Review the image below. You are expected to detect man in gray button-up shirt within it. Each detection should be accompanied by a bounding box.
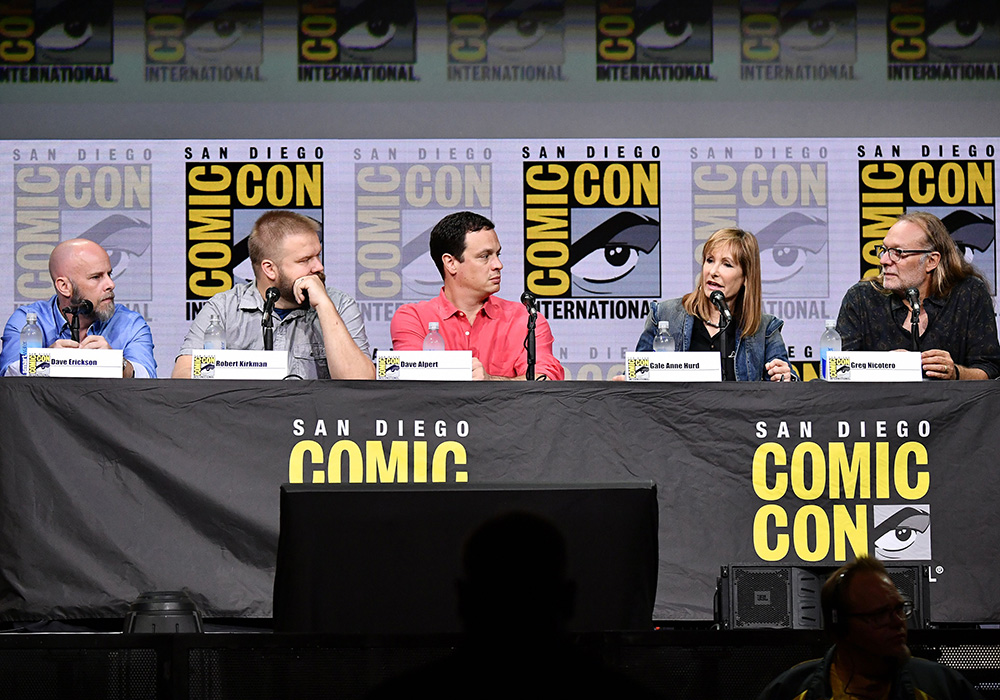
[172,211,375,380]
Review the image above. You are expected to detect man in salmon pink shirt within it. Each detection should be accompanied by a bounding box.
[390,212,564,381]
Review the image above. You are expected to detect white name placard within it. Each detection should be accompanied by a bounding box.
[26,348,123,378]
[625,352,722,382]
[825,351,923,382]
[191,350,289,379]
[376,351,473,380]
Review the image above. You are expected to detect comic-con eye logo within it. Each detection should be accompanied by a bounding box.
[828,355,851,379]
[596,1,712,64]
[873,505,931,561]
[448,0,564,65]
[523,161,661,299]
[1,0,113,65]
[146,0,263,66]
[857,160,995,287]
[692,161,830,298]
[888,0,1000,64]
[300,0,415,64]
[741,0,857,64]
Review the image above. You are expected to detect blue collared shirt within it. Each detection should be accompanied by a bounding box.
[1,295,157,378]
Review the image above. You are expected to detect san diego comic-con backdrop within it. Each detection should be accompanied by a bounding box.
[0,3,998,622]
[1,137,996,380]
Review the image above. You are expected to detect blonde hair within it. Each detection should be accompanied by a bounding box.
[248,211,321,274]
[682,228,763,337]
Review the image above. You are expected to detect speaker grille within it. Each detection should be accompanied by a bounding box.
[733,568,791,628]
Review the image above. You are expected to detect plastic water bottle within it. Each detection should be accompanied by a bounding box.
[652,320,675,352]
[820,319,842,380]
[423,321,445,351]
[203,313,226,350]
[19,312,43,374]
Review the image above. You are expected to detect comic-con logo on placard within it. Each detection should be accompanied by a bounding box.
[298,0,418,83]
[144,0,263,83]
[522,152,660,322]
[691,152,831,324]
[828,355,851,380]
[12,153,154,315]
[887,1,1000,81]
[353,147,492,319]
[595,1,715,82]
[447,0,565,82]
[184,145,324,319]
[740,0,857,81]
[0,0,114,83]
[858,155,995,288]
[750,420,934,563]
[626,356,650,380]
[376,354,401,379]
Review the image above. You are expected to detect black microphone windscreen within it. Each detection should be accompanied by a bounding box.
[78,300,94,314]
[265,287,280,303]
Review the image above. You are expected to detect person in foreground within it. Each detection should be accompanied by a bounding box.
[366,511,661,699]
[635,227,795,381]
[758,555,981,700]
[837,211,1000,380]
[172,210,374,379]
[0,238,156,378]
[390,211,564,380]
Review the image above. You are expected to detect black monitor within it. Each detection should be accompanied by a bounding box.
[273,482,658,634]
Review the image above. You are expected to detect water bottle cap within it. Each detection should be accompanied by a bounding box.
[658,321,669,331]
[825,319,836,328]
[25,313,37,322]
[428,321,439,331]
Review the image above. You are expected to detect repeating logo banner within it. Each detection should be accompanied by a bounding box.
[352,147,494,335]
[740,0,857,81]
[184,147,324,319]
[887,1,1000,81]
[447,0,565,81]
[690,153,831,309]
[298,0,418,82]
[595,0,715,82]
[858,155,996,288]
[144,0,264,83]
[523,157,661,312]
[0,0,114,83]
[11,151,154,316]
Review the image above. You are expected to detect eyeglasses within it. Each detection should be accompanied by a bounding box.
[875,245,935,262]
[849,600,914,626]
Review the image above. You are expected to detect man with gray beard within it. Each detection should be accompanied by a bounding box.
[1,238,156,377]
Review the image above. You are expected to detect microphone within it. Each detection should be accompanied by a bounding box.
[906,287,921,315]
[265,286,280,308]
[62,300,94,316]
[262,287,279,351]
[709,290,732,327]
[520,291,536,313]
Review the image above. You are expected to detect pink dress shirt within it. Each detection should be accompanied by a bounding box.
[390,290,565,380]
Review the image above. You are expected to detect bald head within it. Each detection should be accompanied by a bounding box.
[49,239,117,322]
[49,239,110,281]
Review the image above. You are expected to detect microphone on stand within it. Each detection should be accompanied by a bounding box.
[906,287,921,352]
[709,291,732,328]
[521,292,537,381]
[62,300,94,343]
[262,287,280,351]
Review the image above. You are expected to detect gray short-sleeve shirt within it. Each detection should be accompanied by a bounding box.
[178,281,371,379]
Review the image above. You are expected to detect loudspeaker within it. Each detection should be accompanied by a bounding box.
[885,564,931,630]
[718,565,822,630]
[719,563,932,631]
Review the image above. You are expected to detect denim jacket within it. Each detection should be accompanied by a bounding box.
[635,298,796,381]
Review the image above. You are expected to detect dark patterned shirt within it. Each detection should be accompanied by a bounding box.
[836,277,1000,379]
